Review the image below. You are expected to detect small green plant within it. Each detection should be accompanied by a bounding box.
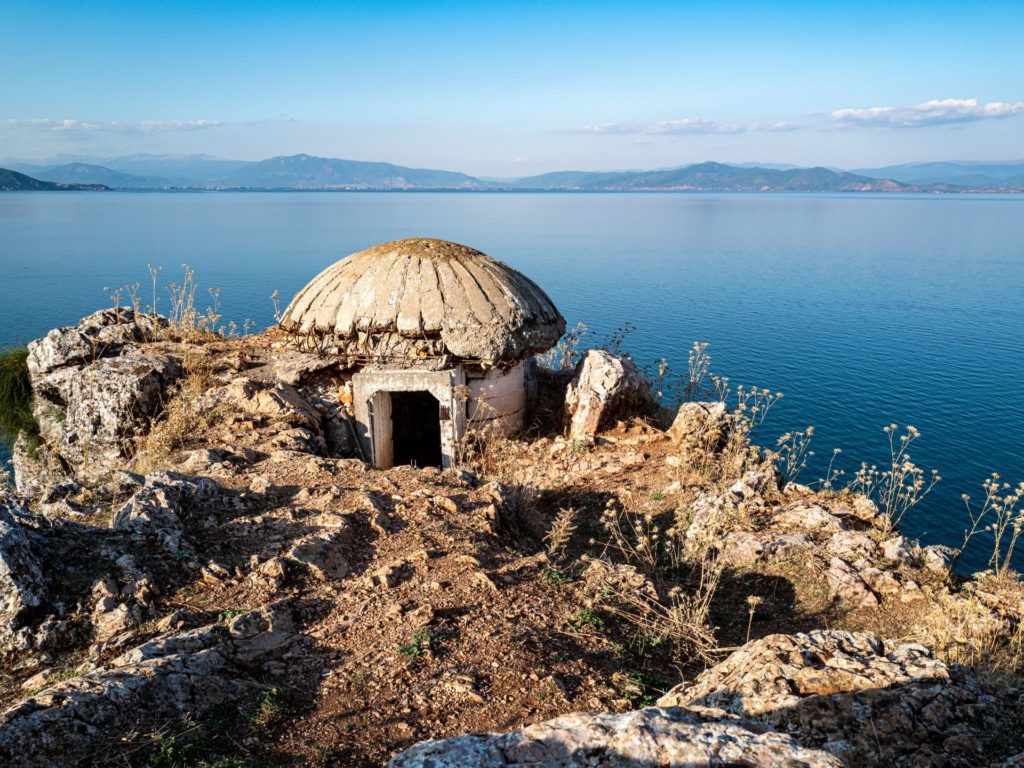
[145,736,202,768]
[396,628,443,660]
[217,609,244,623]
[251,686,288,727]
[650,491,666,501]
[541,568,570,586]
[0,346,40,452]
[570,607,605,633]
[613,670,669,707]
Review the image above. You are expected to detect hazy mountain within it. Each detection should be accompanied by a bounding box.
[8,162,169,188]
[0,168,108,191]
[5,154,1016,192]
[204,154,483,189]
[502,162,951,192]
[98,153,252,184]
[728,161,809,171]
[853,161,1024,189]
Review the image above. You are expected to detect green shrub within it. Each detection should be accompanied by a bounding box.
[0,346,40,450]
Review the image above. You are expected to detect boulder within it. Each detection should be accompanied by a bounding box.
[46,354,182,480]
[659,630,996,767]
[388,707,841,768]
[0,493,46,659]
[21,310,181,486]
[563,350,653,443]
[668,401,730,449]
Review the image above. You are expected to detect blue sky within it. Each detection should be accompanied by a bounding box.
[3,0,1024,174]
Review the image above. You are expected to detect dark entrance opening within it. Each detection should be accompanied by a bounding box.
[390,391,442,468]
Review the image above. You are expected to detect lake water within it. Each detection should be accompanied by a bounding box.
[2,191,1022,571]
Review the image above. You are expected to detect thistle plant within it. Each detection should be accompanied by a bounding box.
[745,595,763,644]
[544,507,578,561]
[775,426,814,483]
[954,474,1024,577]
[683,342,711,402]
[847,424,940,534]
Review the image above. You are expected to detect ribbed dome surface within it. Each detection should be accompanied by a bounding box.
[280,238,565,362]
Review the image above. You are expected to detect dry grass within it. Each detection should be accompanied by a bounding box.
[916,576,1024,685]
[132,352,220,474]
[598,556,722,663]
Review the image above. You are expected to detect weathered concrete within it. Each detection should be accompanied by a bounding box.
[280,239,566,363]
[353,367,466,469]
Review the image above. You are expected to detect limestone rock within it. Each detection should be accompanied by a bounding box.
[112,472,219,556]
[22,310,180,484]
[668,401,729,449]
[388,707,841,767]
[0,493,46,659]
[26,308,166,377]
[286,531,351,580]
[199,377,322,433]
[564,350,653,443]
[719,531,766,567]
[0,604,298,767]
[879,535,921,565]
[35,353,182,482]
[827,530,878,561]
[768,533,814,559]
[681,491,736,551]
[825,557,879,608]
[659,630,997,767]
[776,502,845,532]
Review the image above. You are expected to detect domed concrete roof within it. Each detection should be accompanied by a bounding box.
[280,238,565,362]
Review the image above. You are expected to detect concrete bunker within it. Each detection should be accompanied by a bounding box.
[278,238,565,468]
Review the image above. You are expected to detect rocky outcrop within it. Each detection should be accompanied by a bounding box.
[0,604,300,768]
[112,472,219,557]
[658,630,1001,767]
[388,706,841,767]
[18,308,181,489]
[564,350,653,443]
[25,308,165,375]
[0,493,46,660]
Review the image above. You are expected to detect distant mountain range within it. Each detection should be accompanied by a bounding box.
[3,155,1023,192]
[851,161,1024,189]
[0,168,108,191]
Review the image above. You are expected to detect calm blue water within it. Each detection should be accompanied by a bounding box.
[2,191,1023,571]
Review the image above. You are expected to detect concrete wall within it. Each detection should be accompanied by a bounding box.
[466,362,526,433]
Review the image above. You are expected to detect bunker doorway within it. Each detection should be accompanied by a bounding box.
[390,391,443,468]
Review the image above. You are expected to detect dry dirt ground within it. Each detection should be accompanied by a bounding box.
[5,336,1022,767]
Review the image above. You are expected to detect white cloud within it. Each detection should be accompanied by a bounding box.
[829,98,1024,128]
[575,118,798,136]
[1,118,225,135]
[576,117,739,135]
